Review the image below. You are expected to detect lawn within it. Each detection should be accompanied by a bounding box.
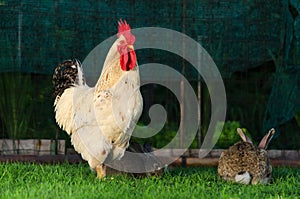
[0,162,299,199]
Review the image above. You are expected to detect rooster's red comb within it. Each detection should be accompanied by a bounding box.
[117,19,131,37]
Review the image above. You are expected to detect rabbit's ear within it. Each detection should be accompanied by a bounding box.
[237,128,253,144]
[258,128,275,149]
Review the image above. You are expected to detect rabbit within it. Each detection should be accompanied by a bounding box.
[217,128,275,185]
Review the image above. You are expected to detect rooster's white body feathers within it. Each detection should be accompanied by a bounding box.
[53,32,143,172]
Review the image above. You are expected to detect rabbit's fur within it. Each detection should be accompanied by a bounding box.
[218,128,275,185]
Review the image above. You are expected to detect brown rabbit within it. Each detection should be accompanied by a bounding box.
[218,128,275,185]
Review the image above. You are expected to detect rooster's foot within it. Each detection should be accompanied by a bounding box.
[96,164,106,179]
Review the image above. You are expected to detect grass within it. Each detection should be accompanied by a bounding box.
[0,163,299,199]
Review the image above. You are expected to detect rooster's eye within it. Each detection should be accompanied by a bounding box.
[119,40,126,45]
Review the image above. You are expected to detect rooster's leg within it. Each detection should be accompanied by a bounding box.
[96,164,106,179]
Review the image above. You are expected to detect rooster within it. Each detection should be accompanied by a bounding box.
[52,20,143,178]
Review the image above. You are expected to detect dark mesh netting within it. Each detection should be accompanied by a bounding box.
[0,0,299,148]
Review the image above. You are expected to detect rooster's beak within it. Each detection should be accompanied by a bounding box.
[127,45,134,50]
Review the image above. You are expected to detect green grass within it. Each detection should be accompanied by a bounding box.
[0,163,299,199]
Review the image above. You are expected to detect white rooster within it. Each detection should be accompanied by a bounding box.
[52,20,143,178]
